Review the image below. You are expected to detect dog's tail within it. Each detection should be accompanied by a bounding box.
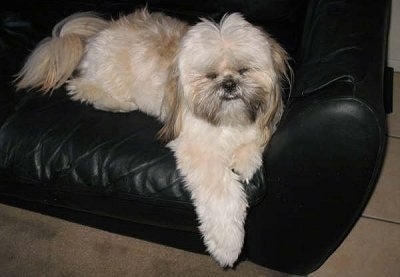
[14,12,109,93]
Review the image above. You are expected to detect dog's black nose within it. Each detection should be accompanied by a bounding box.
[221,79,237,93]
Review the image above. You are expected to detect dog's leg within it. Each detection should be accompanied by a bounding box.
[67,79,138,112]
[169,139,248,267]
[92,97,138,113]
[195,172,248,268]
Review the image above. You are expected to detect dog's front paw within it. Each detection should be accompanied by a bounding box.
[230,143,263,184]
[192,174,248,268]
[231,168,250,185]
[201,210,246,268]
[207,230,244,268]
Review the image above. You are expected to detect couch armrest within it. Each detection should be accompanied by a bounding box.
[293,0,392,115]
[246,81,388,274]
[245,0,391,274]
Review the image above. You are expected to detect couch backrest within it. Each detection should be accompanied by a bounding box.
[1,0,309,87]
[4,0,309,39]
[123,0,308,23]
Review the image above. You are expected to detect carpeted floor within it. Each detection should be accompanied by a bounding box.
[0,203,289,277]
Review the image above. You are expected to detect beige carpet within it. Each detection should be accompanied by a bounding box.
[0,203,288,277]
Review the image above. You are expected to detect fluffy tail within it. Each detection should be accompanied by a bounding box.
[14,12,109,93]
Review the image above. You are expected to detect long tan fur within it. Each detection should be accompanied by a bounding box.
[256,36,292,146]
[14,12,109,93]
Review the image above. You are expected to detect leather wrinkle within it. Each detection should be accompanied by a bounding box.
[294,0,372,98]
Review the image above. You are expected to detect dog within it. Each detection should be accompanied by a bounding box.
[14,8,291,267]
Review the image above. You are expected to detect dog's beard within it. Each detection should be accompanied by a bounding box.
[189,80,268,127]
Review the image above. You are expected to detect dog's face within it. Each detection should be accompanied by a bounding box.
[159,13,290,142]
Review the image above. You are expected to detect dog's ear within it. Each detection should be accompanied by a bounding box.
[256,82,284,146]
[268,37,292,86]
[157,62,183,142]
[256,37,290,146]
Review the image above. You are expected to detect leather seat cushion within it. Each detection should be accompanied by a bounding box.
[0,89,267,213]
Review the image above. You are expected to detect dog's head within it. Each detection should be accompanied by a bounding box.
[158,13,291,143]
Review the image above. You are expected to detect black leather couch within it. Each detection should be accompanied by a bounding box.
[0,0,393,275]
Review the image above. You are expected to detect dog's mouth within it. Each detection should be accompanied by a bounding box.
[221,93,240,101]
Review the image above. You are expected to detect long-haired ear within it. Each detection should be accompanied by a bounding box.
[268,37,292,89]
[157,61,183,142]
[257,37,290,146]
[257,84,284,146]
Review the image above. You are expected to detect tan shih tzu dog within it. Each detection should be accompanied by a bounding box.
[15,8,290,267]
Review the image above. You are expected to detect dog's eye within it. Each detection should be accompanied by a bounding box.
[238,68,248,75]
[206,72,218,80]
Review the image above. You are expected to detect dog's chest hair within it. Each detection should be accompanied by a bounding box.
[175,113,260,157]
